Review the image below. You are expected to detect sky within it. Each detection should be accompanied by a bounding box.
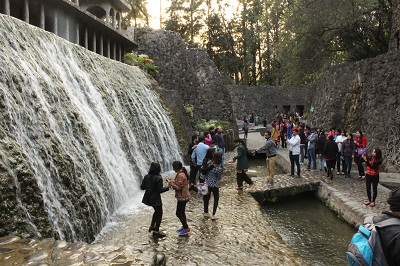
[146,0,237,29]
[147,0,169,29]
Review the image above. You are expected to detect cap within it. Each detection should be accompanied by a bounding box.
[387,188,400,212]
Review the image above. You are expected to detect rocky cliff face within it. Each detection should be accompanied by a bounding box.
[0,15,182,242]
[133,28,238,152]
[308,51,400,172]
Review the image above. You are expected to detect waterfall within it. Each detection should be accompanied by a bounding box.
[0,15,182,242]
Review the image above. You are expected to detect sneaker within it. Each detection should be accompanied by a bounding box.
[203,213,211,218]
[336,171,340,175]
[178,228,190,236]
[295,175,301,178]
[363,201,371,205]
[369,202,375,207]
[211,215,219,220]
[237,186,244,190]
[148,226,154,233]
[176,227,184,232]
[360,176,365,180]
[153,231,166,238]
[267,181,273,186]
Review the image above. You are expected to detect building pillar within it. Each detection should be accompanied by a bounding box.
[23,0,29,23]
[54,10,58,35]
[75,0,79,5]
[113,41,116,60]
[84,28,88,49]
[100,34,103,55]
[92,31,96,53]
[39,1,45,29]
[106,10,110,27]
[4,0,10,15]
[107,38,110,58]
[112,14,116,30]
[75,21,80,44]
[66,17,70,41]
[118,43,122,61]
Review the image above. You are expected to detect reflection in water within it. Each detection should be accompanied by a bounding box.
[261,193,355,266]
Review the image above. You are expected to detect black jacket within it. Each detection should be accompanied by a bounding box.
[140,174,169,207]
[374,212,400,266]
[323,139,338,159]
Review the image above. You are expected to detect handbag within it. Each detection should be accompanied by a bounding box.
[356,148,368,157]
[197,182,209,195]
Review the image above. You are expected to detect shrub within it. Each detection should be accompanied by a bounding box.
[124,52,159,75]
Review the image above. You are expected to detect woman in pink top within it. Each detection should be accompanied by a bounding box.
[204,132,212,146]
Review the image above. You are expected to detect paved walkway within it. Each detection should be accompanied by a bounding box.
[241,130,397,228]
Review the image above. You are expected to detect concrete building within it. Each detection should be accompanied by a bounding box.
[0,0,136,61]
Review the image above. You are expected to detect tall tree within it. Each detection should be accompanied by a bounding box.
[123,0,150,27]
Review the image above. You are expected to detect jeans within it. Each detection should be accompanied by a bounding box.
[343,156,352,175]
[289,151,300,176]
[203,186,219,215]
[319,154,325,170]
[220,147,226,168]
[366,174,379,202]
[336,152,343,172]
[300,144,305,163]
[189,163,199,185]
[176,200,189,229]
[151,205,163,231]
[307,148,316,170]
[354,156,365,176]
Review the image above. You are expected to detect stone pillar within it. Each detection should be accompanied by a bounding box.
[112,14,116,30]
[65,17,70,41]
[118,15,122,32]
[92,31,96,53]
[4,0,10,15]
[106,10,110,27]
[39,1,45,29]
[23,0,29,23]
[107,38,110,58]
[113,41,116,60]
[84,28,88,49]
[54,10,58,35]
[100,34,103,55]
[75,21,80,45]
[118,43,122,61]
[75,0,79,5]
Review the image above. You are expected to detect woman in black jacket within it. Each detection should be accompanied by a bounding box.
[140,162,170,238]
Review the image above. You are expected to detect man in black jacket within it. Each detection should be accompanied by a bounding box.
[374,188,400,266]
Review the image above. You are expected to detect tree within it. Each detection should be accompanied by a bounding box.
[123,0,150,27]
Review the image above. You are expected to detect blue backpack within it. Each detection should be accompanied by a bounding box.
[346,216,400,266]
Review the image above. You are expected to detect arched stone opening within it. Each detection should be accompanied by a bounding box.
[109,8,115,29]
[86,5,106,20]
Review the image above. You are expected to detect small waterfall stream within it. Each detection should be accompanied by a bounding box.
[0,15,182,242]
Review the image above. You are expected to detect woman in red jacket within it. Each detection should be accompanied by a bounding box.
[362,148,383,207]
[354,130,367,179]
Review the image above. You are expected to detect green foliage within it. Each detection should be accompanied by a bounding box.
[183,103,194,118]
[124,52,159,74]
[122,0,150,27]
[194,119,231,132]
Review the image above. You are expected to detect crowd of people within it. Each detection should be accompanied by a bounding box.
[140,126,227,238]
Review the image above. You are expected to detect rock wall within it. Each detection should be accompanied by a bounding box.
[133,28,238,153]
[228,85,312,122]
[389,0,400,51]
[307,51,400,172]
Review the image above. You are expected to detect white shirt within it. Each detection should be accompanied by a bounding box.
[287,134,301,155]
[335,135,347,151]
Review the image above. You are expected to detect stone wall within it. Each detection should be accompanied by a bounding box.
[228,85,312,122]
[389,0,400,51]
[307,51,400,172]
[133,28,238,153]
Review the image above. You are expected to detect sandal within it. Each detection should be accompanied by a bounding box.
[363,201,371,205]
[369,202,375,207]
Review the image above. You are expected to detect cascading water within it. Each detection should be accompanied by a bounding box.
[0,15,182,242]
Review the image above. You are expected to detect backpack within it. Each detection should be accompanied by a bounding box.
[346,216,400,266]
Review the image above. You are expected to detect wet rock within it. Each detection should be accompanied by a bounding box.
[24,251,48,262]
[0,236,20,245]
[83,251,101,263]
[0,247,14,254]
[155,253,166,266]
